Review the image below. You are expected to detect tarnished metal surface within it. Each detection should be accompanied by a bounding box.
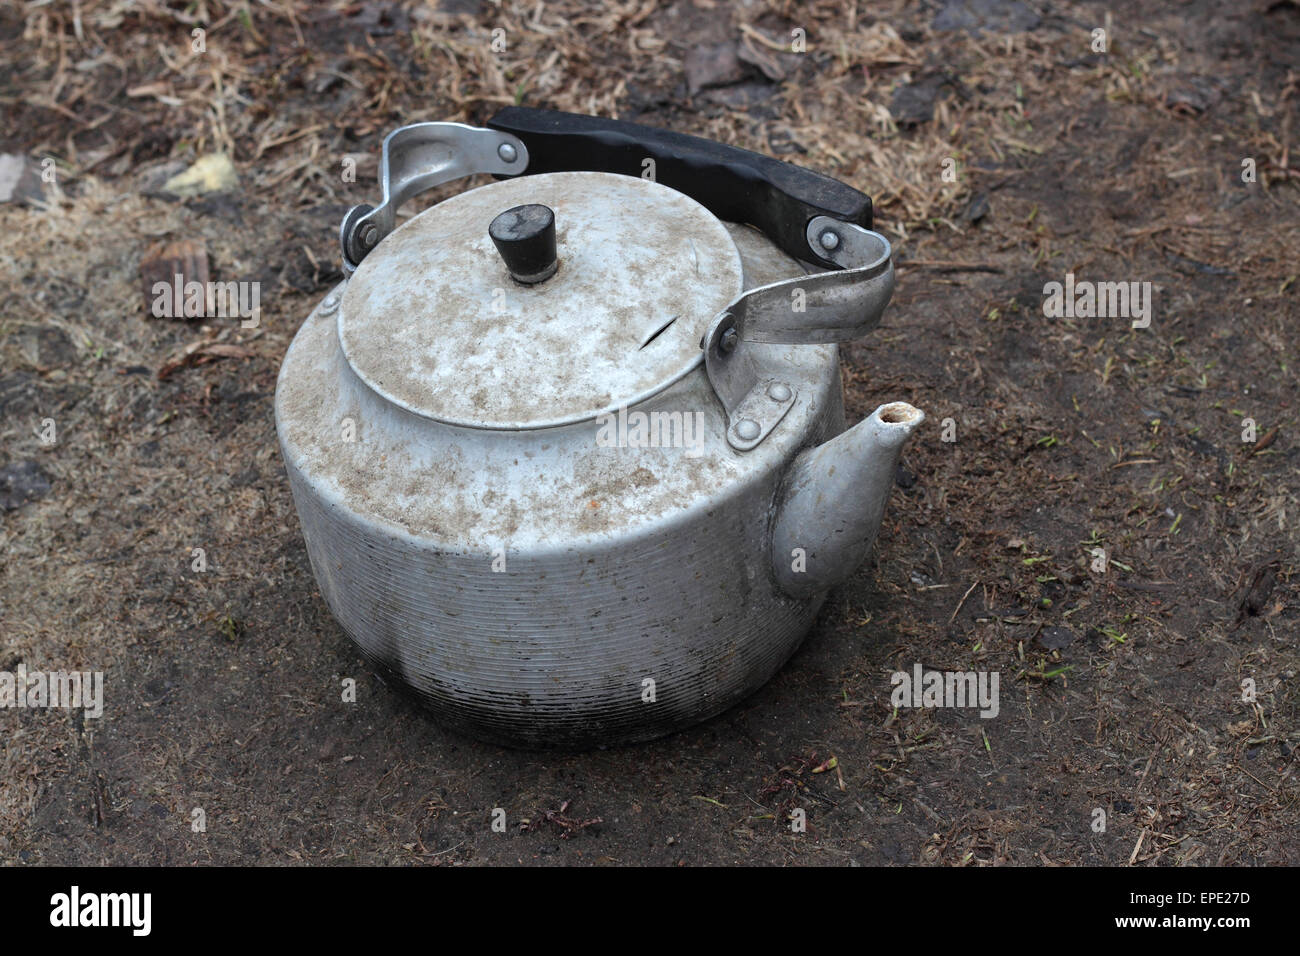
[276,181,922,748]
[280,222,834,550]
[338,172,744,430]
[278,219,851,747]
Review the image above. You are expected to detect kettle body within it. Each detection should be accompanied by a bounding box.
[275,110,922,748]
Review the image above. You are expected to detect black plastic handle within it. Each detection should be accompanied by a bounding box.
[486,107,872,266]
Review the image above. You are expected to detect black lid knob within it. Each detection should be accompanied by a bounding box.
[489,204,558,284]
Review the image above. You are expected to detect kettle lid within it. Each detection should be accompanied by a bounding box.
[337,170,743,429]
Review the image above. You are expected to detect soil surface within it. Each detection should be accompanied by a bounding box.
[2,0,1297,865]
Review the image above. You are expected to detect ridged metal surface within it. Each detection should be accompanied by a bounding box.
[290,464,828,747]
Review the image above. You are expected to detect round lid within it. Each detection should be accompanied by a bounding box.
[338,171,745,429]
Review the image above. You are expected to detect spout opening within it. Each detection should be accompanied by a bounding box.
[876,402,923,426]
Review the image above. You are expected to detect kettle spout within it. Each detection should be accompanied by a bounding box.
[771,402,924,599]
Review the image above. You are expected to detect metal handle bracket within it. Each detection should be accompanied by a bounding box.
[703,219,895,451]
[340,122,529,274]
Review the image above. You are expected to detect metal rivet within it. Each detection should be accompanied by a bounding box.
[498,143,518,163]
[767,382,792,403]
[320,292,340,314]
[735,419,760,441]
[360,224,379,249]
[719,327,739,353]
[819,230,840,251]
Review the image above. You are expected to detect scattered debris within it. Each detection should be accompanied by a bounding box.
[433,0,485,16]
[215,614,245,642]
[757,753,837,828]
[737,27,791,82]
[891,75,949,126]
[520,800,602,839]
[0,460,52,511]
[345,2,412,36]
[161,154,238,198]
[700,82,777,110]
[1163,75,1225,116]
[1164,251,1234,276]
[0,154,45,205]
[157,337,255,380]
[1232,561,1280,629]
[685,28,797,97]
[1037,626,1076,650]
[140,239,210,320]
[138,160,190,197]
[14,325,76,370]
[1247,425,1280,457]
[684,42,747,95]
[961,191,991,223]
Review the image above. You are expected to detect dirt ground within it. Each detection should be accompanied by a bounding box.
[2,0,1297,865]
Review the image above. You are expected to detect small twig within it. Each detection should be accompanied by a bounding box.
[948,580,979,624]
[1129,828,1148,865]
[419,841,464,858]
[1237,766,1277,793]
[1133,744,1161,804]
